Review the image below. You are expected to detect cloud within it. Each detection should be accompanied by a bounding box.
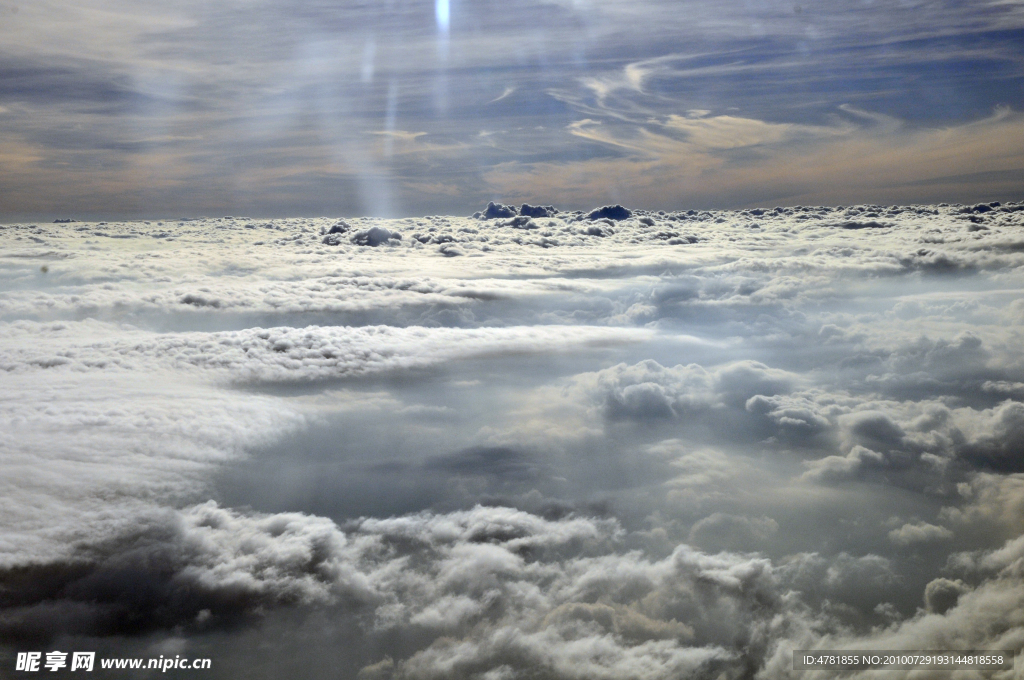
[687,513,779,552]
[922,578,971,615]
[800,445,885,483]
[370,131,428,143]
[887,522,954,546]
[0,503,621,641]
[0,366,305,556]
[958,400,1024,472]
[487,87,515,105]
[0,502,369,641]
[491,107,1024,209]
[940,473,1024,536]
[0,322,650,384]
[662,113,844,150]
[574,359,796,423]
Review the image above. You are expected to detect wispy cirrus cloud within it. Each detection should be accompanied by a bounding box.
[2,0,1024,218]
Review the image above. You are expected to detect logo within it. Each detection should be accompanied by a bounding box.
[15,652,95,672]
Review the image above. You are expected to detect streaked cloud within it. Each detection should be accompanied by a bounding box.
[1,0,1023,218]
[485,106,1024,208]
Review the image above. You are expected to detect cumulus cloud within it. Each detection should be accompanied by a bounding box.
[0,503,367,641]
[923,578,971,615]
[572,358,797,423]
[1,504,619,642]
[800,446,885,483]
[887,522,954,546]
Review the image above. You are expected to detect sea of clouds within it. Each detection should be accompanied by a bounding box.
[2,201,1023,678]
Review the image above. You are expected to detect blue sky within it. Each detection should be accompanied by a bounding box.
[1,0,1023,219]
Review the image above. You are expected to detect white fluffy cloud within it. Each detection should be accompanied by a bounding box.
[887,522,954,546]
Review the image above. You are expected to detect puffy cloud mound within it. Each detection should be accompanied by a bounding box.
[352,227,401,247]
[887,522,954,545]
[575,359,796,422]
[0,503,371,641]
[1,504,618,642]
[801,445,885,482]
[587,206,632,221]
[923,578,971,614]
[519,204,558,218]
[482,202,518,219]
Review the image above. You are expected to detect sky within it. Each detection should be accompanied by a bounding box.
[2,0,1024,220]
[2,203,1024,678]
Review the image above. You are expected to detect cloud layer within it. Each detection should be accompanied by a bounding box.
[2,203,1024,678]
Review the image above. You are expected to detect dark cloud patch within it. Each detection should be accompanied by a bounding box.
[423,446,544,483]
[844,411,906,452]
[0,505,369,644]
[958,400,1024,472]
[0,57,158,112]
[923,577,971,614]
